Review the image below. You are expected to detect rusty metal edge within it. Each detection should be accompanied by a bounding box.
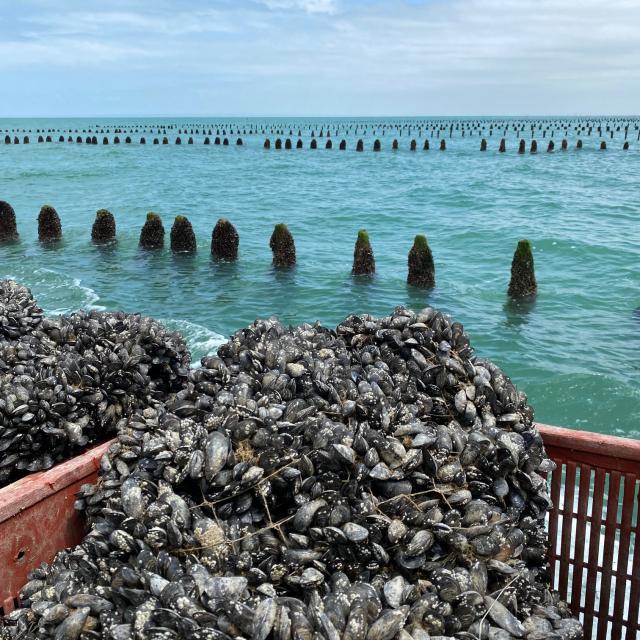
[0,440,115,523]
[538,423,640,464]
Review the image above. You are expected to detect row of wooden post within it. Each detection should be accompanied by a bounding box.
[0,202,536,299]
[3,133,632,151]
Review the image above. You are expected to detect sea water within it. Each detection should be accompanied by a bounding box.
[0,117,638,437]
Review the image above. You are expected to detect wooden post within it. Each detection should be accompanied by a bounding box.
[0,201,19,243]
[407,234,435,288]
[170,216,196,253]
[91,209,116,244]
[352,230,375,275]
[211,218,239,261]
[38,205,62,243]
[508,239,537,298]
[139,212,165,250]
[270,224,296,267]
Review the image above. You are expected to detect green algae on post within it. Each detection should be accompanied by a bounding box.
[352,229,375,275]
[91,209,116,244]
[407,234,435,288]
[0,201,19,243]
[38,205,62,242]
[270,223,296,267]
[170,215,196,253]
[211,218,239,261]
[139,212,165,250]
[508,239,537,299]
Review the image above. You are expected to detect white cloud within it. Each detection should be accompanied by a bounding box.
[2,0,640,114]
[257,0,338,14]
[24,9,239,37]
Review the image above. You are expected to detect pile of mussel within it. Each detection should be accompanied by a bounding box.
[1,285,582,639]
[0,280,189,486]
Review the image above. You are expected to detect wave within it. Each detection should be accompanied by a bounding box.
[160,318,226,362]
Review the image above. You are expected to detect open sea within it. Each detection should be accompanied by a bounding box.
[0,117,638,438]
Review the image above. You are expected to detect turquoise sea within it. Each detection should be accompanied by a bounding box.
[0,117,638,438]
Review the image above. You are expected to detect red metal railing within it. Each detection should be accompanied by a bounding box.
[0,427,639,640]
[539,424,640,640]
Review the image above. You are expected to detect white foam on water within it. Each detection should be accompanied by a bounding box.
[161,318,226,362]
[72,277,106,311]
[30,268,106,313]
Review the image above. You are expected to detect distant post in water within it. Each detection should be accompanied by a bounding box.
[518,139,525,154]
[508,239,537,299]
[600,141,607,150]
[530,140,538,153]
[211,218,239,261]
[356,139,364,152]
[91,209,116,244]
[439,139,446,151]
[576,139,583,149]
[38,205,62,242]
[547,140,555,152]
[0,201,19,242]
[373,139,381,152]
[407,234,435,288]
[480,138,487,151]
[499,138,506,152]
[270,223,296,267]
[170,216,196,253]
[139,212,165,249]
[352,229,375,276]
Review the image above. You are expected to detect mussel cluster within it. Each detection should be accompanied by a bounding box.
[1,297,582,639]
[0,280,189,486]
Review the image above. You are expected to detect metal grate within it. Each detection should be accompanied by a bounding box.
[540,424,640,640]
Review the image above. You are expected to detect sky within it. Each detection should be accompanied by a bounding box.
[0,0,639,116]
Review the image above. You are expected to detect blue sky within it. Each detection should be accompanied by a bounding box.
[0,0,638,116]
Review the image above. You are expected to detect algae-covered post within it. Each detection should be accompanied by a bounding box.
[499,138,506,153]
[577,139,583,149]
[170,215,196,253]
[211,218,239,261]
[480,138,487,151]
[91,209,116,244]
[518,139,526,154]
[508,239,537,298]
[38,205,62,242]
[0,201,19,242]
[270,223,296,267]
[352,229,375,275]
[407,234,435,288]
[439,139,446,150]
[373,139,381,152]
[139,212,165,249]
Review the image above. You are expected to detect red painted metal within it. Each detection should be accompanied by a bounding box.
[0,441,113,615]
[0,424,638,640]
[539,423,640,640]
